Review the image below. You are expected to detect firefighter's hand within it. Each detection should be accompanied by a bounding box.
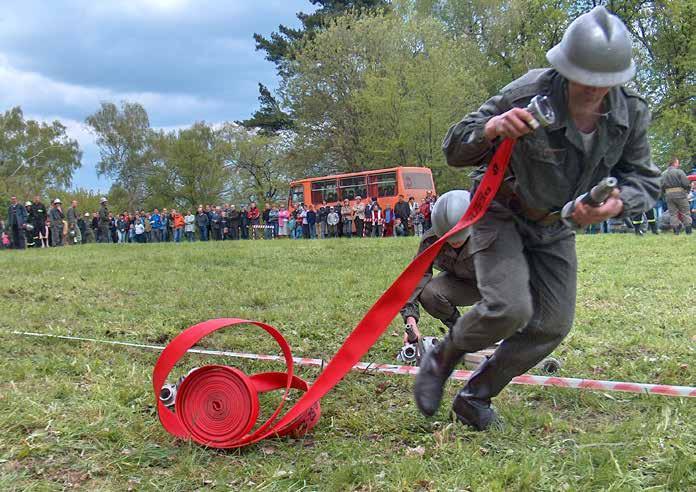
[404,317,421,344]
[484,108,537,141]
[571,189,623,226]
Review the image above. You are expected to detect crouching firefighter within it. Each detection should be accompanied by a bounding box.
[399,190,481,354]
[415,6,661,431]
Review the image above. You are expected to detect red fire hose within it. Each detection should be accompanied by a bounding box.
[153,139,515,448]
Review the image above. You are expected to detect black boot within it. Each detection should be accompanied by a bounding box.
[413,334,466,417]
[450,357,501,430]
[673,227,681,235]
[634,225,643,236]
[451,391,498,431]
[649,222,659,235]
[686,226,693,235]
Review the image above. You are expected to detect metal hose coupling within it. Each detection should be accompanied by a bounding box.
[159,367,199,408]
[561,177,619,228]
[398,343,419,364]
[525,95,556,129]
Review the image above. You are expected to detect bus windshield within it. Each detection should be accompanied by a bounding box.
[402,171,433,190]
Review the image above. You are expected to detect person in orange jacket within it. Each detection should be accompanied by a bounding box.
[172,209,185,243]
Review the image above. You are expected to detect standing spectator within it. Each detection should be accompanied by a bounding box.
[383,205,395,237]
[0,220,8,249]
[49,199,65,247]
[228,205,241,240]
[327,206,339,238]
[172,209,184,243]
[262,203,272,239]
[408,196,419,216]
[150,208,162,242]
[133,214,145,243]
[341,199,353,238]
[287,215,297,239]
[353,196,366,238]
[82,213,94,244]
[205,205,213,239]
[278,205,289,237]
[90,212,100,242]
[210,207,222,240]
[98,197,110,243]
[31,195,47,245]
[109,213,119,243]
[298,205,308,238]
[371,201,383,237]
[661,157,692,234]
[269,204,280,239]
[333,204,344,238]
[7,196,28,249]
[66,200,81,245]
[42,218,51,247]
[248,202,261,239]
[419,199,432,232]
[412,202,425,237]
[161,208,170,242]
[184,210,196,241]
[127,215,135,243]
[77,212,87,245]
[364,198,374,238]
[116,214,127,243]
[240,206,250,239]
[307,204,317,239]
[318,201,330,238]
[220,211,230,239]
[195,207,209,241]
[24,201,36,247]
[394,195,411,235]
[144,213,152,243]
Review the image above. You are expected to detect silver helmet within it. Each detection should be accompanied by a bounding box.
[546,6,635,87]
[430,190,471,245]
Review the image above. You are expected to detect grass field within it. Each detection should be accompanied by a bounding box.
[0,235,694,491]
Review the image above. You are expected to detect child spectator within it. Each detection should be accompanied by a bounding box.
[306,204,317,239]
[383,205,395,237]
[278,206,289,237]
[371,202,383,237]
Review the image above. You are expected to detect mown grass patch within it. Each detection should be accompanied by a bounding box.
[0,235,694,490]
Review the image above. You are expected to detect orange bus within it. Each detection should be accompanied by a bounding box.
[288,166,435,210]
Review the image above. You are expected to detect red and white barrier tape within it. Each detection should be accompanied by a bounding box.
[11,331,696,398]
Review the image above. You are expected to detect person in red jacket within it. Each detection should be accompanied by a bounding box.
[247,201,261,239]
[419,200,432,232]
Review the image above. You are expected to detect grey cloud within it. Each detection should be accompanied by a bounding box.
[0,0,309,98]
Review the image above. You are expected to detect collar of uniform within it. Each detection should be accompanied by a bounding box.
[604,86,629,129]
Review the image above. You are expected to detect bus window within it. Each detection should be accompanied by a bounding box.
[339,176,367,200]
[368,172,397,198]
[311,179,339,203]
[290,185,305,206]
[402,171,433,190]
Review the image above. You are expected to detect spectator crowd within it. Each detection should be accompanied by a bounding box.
[2,193,441,249]
[4,162,695,250]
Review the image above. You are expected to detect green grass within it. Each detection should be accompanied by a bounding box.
[0,235,694,491]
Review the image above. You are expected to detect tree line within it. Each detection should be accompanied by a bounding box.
[2,0,693,212]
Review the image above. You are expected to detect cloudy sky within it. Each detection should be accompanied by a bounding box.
[0,0,316,192]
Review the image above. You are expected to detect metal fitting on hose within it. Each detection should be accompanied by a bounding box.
[398,343,419,364]
[158,367,199,408]
[525,95,556,129]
